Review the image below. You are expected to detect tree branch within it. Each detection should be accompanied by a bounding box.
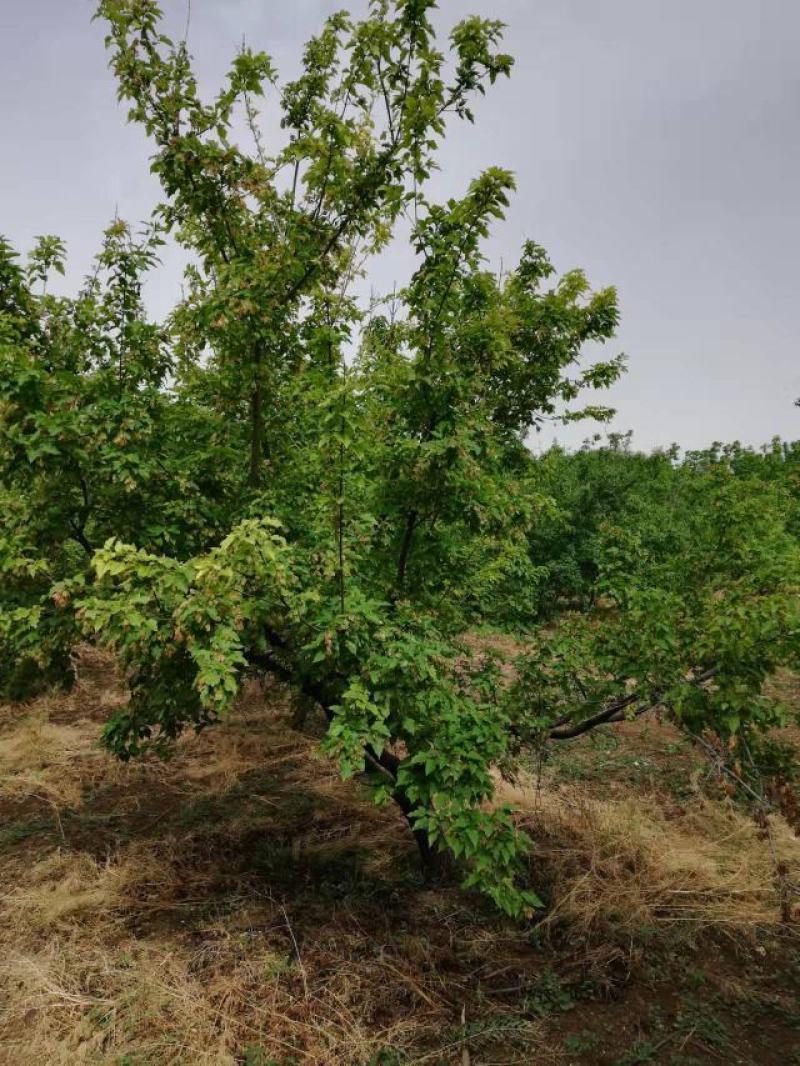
[548,667,717,741]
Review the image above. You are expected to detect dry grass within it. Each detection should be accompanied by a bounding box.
[0,828,542,1064]
[0,655,548,1065]
[0,646,129,808]
[499,778,800,937]
[1,648,799,1065]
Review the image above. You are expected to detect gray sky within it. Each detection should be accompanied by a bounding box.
[2,0,798,451]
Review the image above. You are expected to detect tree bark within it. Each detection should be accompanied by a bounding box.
[248,380,263,488]
[395,509,418,595]
[368,745,455,880]
[256,640,455,879]
[248,344,265,489]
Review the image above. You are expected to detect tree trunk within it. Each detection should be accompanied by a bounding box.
[248,344,265,489]
[410,816,456,881]
[262,652,455,880]
[248,380,263,488]
[395,509,418,594]
[370,745,455,881]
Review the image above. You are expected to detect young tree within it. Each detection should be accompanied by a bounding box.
[0,221,240,696]
[84,0,620,914]
[2,1,798,916]
[513,447,800,756]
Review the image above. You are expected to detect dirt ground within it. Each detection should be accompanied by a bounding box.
[1,647,799,1065]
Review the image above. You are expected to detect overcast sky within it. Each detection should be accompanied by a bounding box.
[1,0,798,451]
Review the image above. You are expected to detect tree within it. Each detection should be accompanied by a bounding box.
[1,1,798,916]
[514,442,800,757]
[0,220,240,697]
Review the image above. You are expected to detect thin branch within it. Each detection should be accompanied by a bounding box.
[183,0,192,44]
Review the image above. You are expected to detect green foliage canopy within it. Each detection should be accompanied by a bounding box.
[1,1,798,915]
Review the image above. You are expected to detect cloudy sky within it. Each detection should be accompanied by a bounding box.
[1,0,798,451]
